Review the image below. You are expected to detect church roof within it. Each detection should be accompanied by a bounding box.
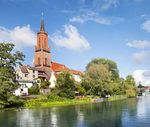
[51,62,70,72]
[40,14,45,31]
[51,62,82,75]
[40,19,45,31]
[70,69,82,76]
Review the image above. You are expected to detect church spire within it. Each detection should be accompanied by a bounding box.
[40,13,45,31]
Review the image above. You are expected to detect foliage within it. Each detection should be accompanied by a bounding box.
[56,71,76,99]
[82,58,137,97]
[86,58,119,80]
[28,84,40,95]
[24,95,91,108]
[137,82,145,88]
[124,75,137,97]
[0,42,25,108]
[82,62,113,96]
[75,83,86,96]
[126,88,137,98]
[47,94,64,101]
[40,79,50,89]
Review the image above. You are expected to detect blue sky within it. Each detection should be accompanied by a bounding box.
[1,0,150,85]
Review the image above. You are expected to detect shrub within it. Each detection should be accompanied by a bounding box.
[28,85,40,95]
[126,88,136,98]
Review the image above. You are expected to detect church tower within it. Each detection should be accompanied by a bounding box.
[34,15,51,68]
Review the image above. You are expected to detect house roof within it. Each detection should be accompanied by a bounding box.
[51,62,70,72]
[70,69,82,76]
[20,65,29,73]
[51,62,82,76]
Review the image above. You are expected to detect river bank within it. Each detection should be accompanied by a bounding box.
[24,95,127,108]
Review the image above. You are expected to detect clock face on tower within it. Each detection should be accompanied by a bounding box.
[34,17,51,68]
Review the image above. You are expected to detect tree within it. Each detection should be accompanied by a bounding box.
[82,63,112,96]
[28,84,40,95]
[40,79,50,89]
[125,75,136,87]
[75,83,86,96]
[0,42,25,107]
[86,58,119,80]
[125,75,137,97]
[56,71,76,99]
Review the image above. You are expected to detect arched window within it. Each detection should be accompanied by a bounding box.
[38,37,41,48]
[44,38,46,49]
[38,58,40,65]
[45,58,47,65]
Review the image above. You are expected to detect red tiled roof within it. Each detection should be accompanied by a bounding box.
[70,69,82,76]
[51,62,82,76]
[51,62,70,72]
[145,86,150,89]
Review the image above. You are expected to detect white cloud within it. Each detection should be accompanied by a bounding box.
[70,11,123,25]
[133,70,150,86]
[50,24,91,51]
[100,0,119,11]
[127,40,150,49]
[70,13,111,25]
[0,25,36,49]
[142,20,150,32]
[133,50,150,64]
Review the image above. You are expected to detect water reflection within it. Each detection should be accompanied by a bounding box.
[1,96,150,127]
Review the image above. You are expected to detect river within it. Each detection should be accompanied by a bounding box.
[0,96,150,127]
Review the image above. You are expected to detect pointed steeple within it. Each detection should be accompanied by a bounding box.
[40,13,45,31]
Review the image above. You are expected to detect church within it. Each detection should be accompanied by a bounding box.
[15,17,82,96]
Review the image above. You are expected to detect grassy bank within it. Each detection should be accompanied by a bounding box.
[24,95,128,108]
[24,96,92,108]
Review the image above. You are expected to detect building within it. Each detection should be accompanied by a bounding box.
[15,16,82,96]
[15,65,38,96]
[51,62,82,82]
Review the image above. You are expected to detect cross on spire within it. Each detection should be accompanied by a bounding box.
[40,12,45,31]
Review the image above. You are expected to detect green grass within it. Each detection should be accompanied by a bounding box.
[24,96,92,108]
[24,95,128,108]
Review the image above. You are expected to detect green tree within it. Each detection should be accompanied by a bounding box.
[40,79,50,89]
[0,42,25,107]
[75,83,86,96]
[28,84,40,95]
[86,58,119,80]
[56,71,76,99]
[82,63,112,96]
[125,75,137,97]
[125,75,136,87]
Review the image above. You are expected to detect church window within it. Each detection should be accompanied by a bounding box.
[39,38,41,48]
[44,38,46,49]
[45,58,47,65]
[38,58,40,65]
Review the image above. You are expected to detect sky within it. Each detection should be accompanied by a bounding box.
[1,0,150,85]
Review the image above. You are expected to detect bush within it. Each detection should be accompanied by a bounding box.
[28,85,40,95]
[75,84,86,96]
[56,71,76,99]
[47,94,64,101]
[126,88,136,98]
[5,96,24,108]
